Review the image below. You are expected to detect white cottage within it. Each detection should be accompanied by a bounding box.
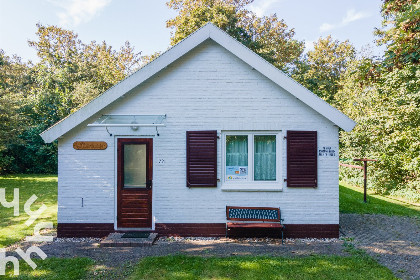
[40,23,355,238]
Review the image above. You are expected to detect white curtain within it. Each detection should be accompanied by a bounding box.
[226,135,248,166]
[254,135,276,181]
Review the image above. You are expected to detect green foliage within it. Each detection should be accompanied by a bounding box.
[166,0,304,72]
[141,51,163,65]
[337,59,420,195]
[337,0,419,197]
[5,125,58,173]
[28,24,142,122]
[375,0,420,67]
[292,36,355,102]
[167,0,250,45]
[339,182,420,216]
[0,175,57,247]
[128,255,397,280]
[0,24,142,174]
[0,51,33,150]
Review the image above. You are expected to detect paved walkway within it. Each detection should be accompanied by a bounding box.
[340,213,420,280]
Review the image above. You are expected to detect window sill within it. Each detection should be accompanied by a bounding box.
[221,184,283,192]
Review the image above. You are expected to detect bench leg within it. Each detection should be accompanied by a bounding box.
[281,229,284,245]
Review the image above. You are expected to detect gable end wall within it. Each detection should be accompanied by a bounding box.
[57,41,339,229]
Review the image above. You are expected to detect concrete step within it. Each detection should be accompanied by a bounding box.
[100,232,158,247]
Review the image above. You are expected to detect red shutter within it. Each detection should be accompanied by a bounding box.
[186,131,217,188]
[287,131,317,188]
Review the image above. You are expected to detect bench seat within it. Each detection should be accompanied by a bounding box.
[226,206,285,244]
[227,222,284,228]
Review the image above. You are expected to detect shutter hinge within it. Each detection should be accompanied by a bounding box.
[283,178,287,182]
[283,136,287,139]
[217,136,220,139]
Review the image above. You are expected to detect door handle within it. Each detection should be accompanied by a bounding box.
[146,180,152,189]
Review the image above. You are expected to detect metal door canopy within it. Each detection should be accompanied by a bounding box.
[88,114,166,127]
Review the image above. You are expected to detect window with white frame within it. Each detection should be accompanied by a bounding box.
[223,132,280,183]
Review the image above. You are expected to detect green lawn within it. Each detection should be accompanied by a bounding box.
[339,182,420,216]
[128,255,397,280]
[4,254,397,280]
[4,257,93,279]
[0,175,57,247]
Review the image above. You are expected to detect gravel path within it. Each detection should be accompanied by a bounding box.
[340,213,420,280]
[10,237,346,266]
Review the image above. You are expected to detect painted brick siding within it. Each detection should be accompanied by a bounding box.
[58,40,339,228]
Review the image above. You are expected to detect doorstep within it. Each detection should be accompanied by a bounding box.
[100,232,158,247]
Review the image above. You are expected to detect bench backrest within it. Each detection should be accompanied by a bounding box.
[226,206,280,222]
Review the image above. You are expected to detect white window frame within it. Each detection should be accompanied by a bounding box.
[221,131,283,192]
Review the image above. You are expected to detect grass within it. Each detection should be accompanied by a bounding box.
[127,255,397,280]
[339,182,420,217]
[0,175,57,247]
[4,254,397,280]
[4,257,93,279]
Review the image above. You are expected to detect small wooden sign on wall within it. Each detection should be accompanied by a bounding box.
[73,141,107,150]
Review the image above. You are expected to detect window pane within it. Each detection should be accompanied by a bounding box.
[124,144,147,188]
[254,135,276,181]
[226,135,248,181]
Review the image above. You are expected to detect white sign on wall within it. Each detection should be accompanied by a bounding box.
[318,146,337,157]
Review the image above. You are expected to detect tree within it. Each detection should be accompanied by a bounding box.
[336,59,419,197]
[293,36,355,103]
[166,0,304,72]
[0,51,34,172]
[375,0,420,67]
[0,24,143,174]
[336,0,420,200]
[141,51,162,65]
[28,24,142,125]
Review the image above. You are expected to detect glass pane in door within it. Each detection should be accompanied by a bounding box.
[124,144,147,188]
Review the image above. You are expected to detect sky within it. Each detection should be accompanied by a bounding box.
[0,0,385,63]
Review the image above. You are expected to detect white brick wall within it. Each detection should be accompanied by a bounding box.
[58,41,339,227]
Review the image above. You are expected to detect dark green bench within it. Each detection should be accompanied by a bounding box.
[226,206,285,244]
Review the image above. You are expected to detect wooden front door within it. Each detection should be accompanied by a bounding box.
[117,138,153,228]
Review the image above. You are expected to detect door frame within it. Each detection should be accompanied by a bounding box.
[114,136,154,230]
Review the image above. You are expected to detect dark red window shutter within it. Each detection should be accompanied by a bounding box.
[186,130,217,187]
[287,131,317,188]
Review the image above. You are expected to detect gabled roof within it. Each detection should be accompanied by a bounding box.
[40,23,356,143]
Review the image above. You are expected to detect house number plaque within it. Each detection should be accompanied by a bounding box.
[73,141,107,150]
[318,146,336,157]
